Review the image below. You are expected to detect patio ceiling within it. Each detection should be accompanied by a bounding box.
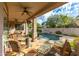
[2,2,67,23]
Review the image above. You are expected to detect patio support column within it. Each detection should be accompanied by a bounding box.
[32,18,37,42]
[24,21,28,36]
[24,21,30,48]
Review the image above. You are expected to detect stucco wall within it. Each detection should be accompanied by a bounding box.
[42,28,79,35]
[0,15,3,56]
[0,3,6,56]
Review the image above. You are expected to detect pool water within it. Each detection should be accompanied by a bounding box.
[39,33,61,41]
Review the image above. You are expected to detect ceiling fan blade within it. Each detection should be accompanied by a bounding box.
[25,11,32,16]
[26,12,31,16]
[28,7,39,10]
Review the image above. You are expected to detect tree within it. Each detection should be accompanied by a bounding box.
[58,15,73,27]
[43,14,75,28]
[46,15,59,28]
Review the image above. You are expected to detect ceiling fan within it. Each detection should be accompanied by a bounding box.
[21,7,32,16]
[17,3,34,16]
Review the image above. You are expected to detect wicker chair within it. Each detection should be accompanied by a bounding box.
[5,40,24,56]
[52,40,72,56]
[5,40,38,56]
[61,40,72,56]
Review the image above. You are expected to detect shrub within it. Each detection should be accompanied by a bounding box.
[28,32,32,38]
[69,41,75,48]
[55,31,62,34]
[73,37,79,48]
[71,34,79,37]
[37,28,42,33]
[37,28,42,36]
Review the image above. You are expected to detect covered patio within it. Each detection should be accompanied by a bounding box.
[2,2,68,56]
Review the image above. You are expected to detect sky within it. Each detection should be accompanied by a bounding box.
[37,2,79,24]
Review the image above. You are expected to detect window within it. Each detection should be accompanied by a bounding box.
[15,24,24,30]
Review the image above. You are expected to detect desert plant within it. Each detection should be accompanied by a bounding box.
[73,37,79,48]
[71,34,79,37]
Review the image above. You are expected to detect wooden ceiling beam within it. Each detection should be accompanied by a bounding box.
[3,2,9,20]
[3,2,67,24]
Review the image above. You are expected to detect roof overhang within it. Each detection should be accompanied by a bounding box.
[2,2,67,23]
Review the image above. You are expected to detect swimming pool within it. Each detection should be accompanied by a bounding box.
[39,33,61,41]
